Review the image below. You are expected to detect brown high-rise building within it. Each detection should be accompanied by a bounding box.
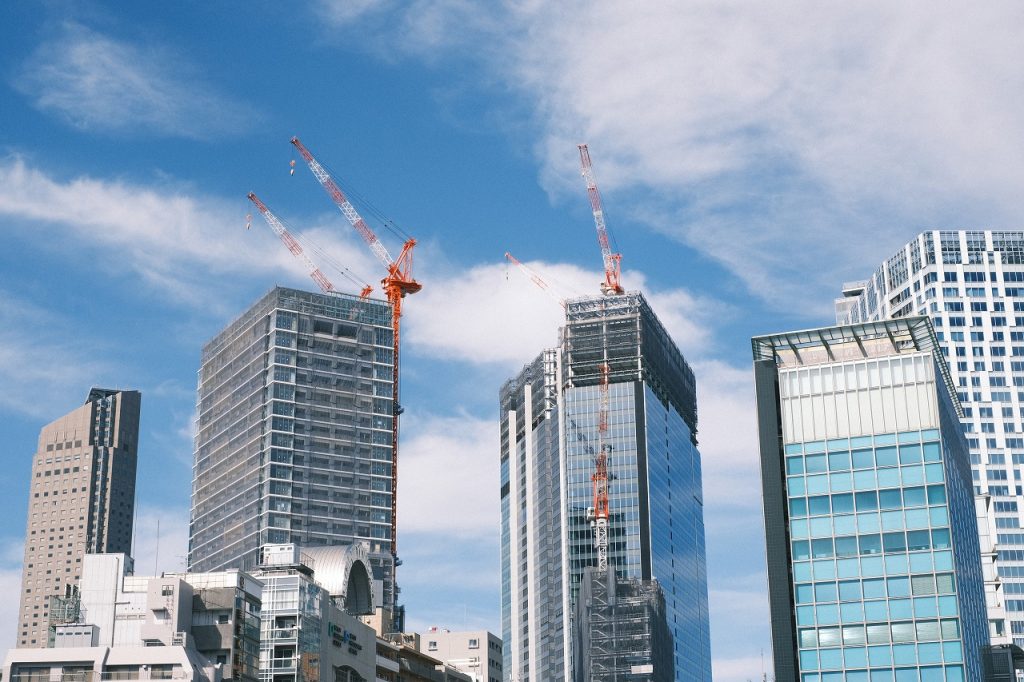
[16,388,141,648]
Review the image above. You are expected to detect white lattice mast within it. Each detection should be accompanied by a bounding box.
[247,192,336,294]
[591,363,612,572]
[578,144,624,296]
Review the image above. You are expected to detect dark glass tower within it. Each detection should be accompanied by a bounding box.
[500,292,712,682]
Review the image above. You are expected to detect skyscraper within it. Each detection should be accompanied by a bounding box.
[753,318,990,680]
[499,292,712,681]
[837,231,1024,646]
[188,287,398,613]
[16,387,141,648]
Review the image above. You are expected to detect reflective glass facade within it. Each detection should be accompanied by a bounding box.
[500,293,712,682]
[839,230,1024,643]
[754,320,990,681]
[189,287,397,608]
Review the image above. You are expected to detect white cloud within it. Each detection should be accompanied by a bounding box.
[316,1,1024,312]
[0,158,378,309]
[397,413,498,539]
[14,23,255,139]
[406,256,717,367]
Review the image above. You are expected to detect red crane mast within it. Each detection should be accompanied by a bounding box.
[578,144,624,296]
[290,137,421,557]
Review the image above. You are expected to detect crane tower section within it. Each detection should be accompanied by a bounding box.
[578,144,624,296]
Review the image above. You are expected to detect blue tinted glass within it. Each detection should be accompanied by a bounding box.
[888,598,912,619]
[785,443,803,455]
[864,577,888,598]
[833,515,856,536]
[805,440,827,453]
[914,597,937,618]
[830,472,852,492]
[827,437,850,450]
[810,517,833,537]
[852,449,874,468]
[859,534,881,555]
[875,433,897,446]
[891,643,916,665]
[790,498,808,517]
[787,456,804,474]
[843,650,867,670]
[907,530,931,551]
[817,649,842,669]
[938,595,958,616]
[839,580,861,600]
[883,531,907,553]
[885,554,909,574]
[816,604,839,624]
[828,451,851,471]
[856,491,879,511]
[894,669,917,682]
[899,444,922,464]
[881,510,905,531]
[791,518,809,538]
[922,442,941,461]
[857,513,880,533]
[904,508,929,529]
[860,556,884,577]
[930,507,949,526]
[909,552,933,573]
[877,468,901,487]
[887,576,910,597]
[809,495,831,515]
[815,582,838,602]
[864,600,889,621]
[835,536,858,557]
[836,558,859,578]
[807,475,830,494]
[851,435,873,448]
[794,562,812,581]
[879,489,903,509]
[876,446,899,466]
[832,493,854,514]
[799,649,819,670]
[792,540,810,560]
[927,485,947,504]
[806,454,827,473]
[898,430,921,444]
[918,643,941,664]
[931,528,951,549]
[854,470,877,490]
[942,641,963,663]
[795,583,813,604]
[840,601,864,623]
[867,645,892,666]
[812,538,834,559]
[903,486,926,506]
[902,465,925,486]
[788,476,807,495]
[925,463,944,483]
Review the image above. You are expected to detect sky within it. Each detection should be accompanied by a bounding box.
[1,1,1023,679]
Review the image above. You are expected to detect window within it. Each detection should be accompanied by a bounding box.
[161,585,174,596]
[428,641,438,651]
[468,638,480,649]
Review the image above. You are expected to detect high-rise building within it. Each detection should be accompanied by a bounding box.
[499,292,712,681]
[188,287,398,615]
[837,231,1024,646]
[16,388,141,648]
[753,317,990,680]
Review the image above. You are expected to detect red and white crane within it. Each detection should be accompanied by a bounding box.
[504,251,566,310]
[247,191,372,298]
[290,137,421,557]
[578,144,624,296]
[590,362,612,572]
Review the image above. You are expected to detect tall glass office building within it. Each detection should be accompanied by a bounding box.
[753,318,990,681]
[189,287,398,612]
[499,292,712,682]
[838,231,1024,646]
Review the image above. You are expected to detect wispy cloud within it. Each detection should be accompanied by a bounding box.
[14,23,256,139]
[0,157,377,310]
[312,1,1024,316]
[0,292,115,420]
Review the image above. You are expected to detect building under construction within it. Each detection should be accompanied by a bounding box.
[572,568,673,682]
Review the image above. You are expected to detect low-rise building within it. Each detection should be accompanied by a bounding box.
[415,628,501,682]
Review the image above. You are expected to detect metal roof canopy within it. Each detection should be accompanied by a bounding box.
[751,316,962,418]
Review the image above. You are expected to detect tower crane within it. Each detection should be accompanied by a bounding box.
[290,136,421,557]
[504,252,565,309]
[578,144,624,296]
[247,192,372,298]
[589,363,612,572]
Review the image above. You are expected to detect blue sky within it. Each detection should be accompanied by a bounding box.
[2,2,1024,679]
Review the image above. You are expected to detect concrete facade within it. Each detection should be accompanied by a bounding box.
[17,388,141,648]
[416,628,502,682]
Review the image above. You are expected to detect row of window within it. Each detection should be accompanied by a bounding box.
[789,486,948,518]
[799,619,961,648]
[796,573,956,605]
[788,463,946,497]
[792,529,951,561]
[785,432,941,456]
[786,445,943,476]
